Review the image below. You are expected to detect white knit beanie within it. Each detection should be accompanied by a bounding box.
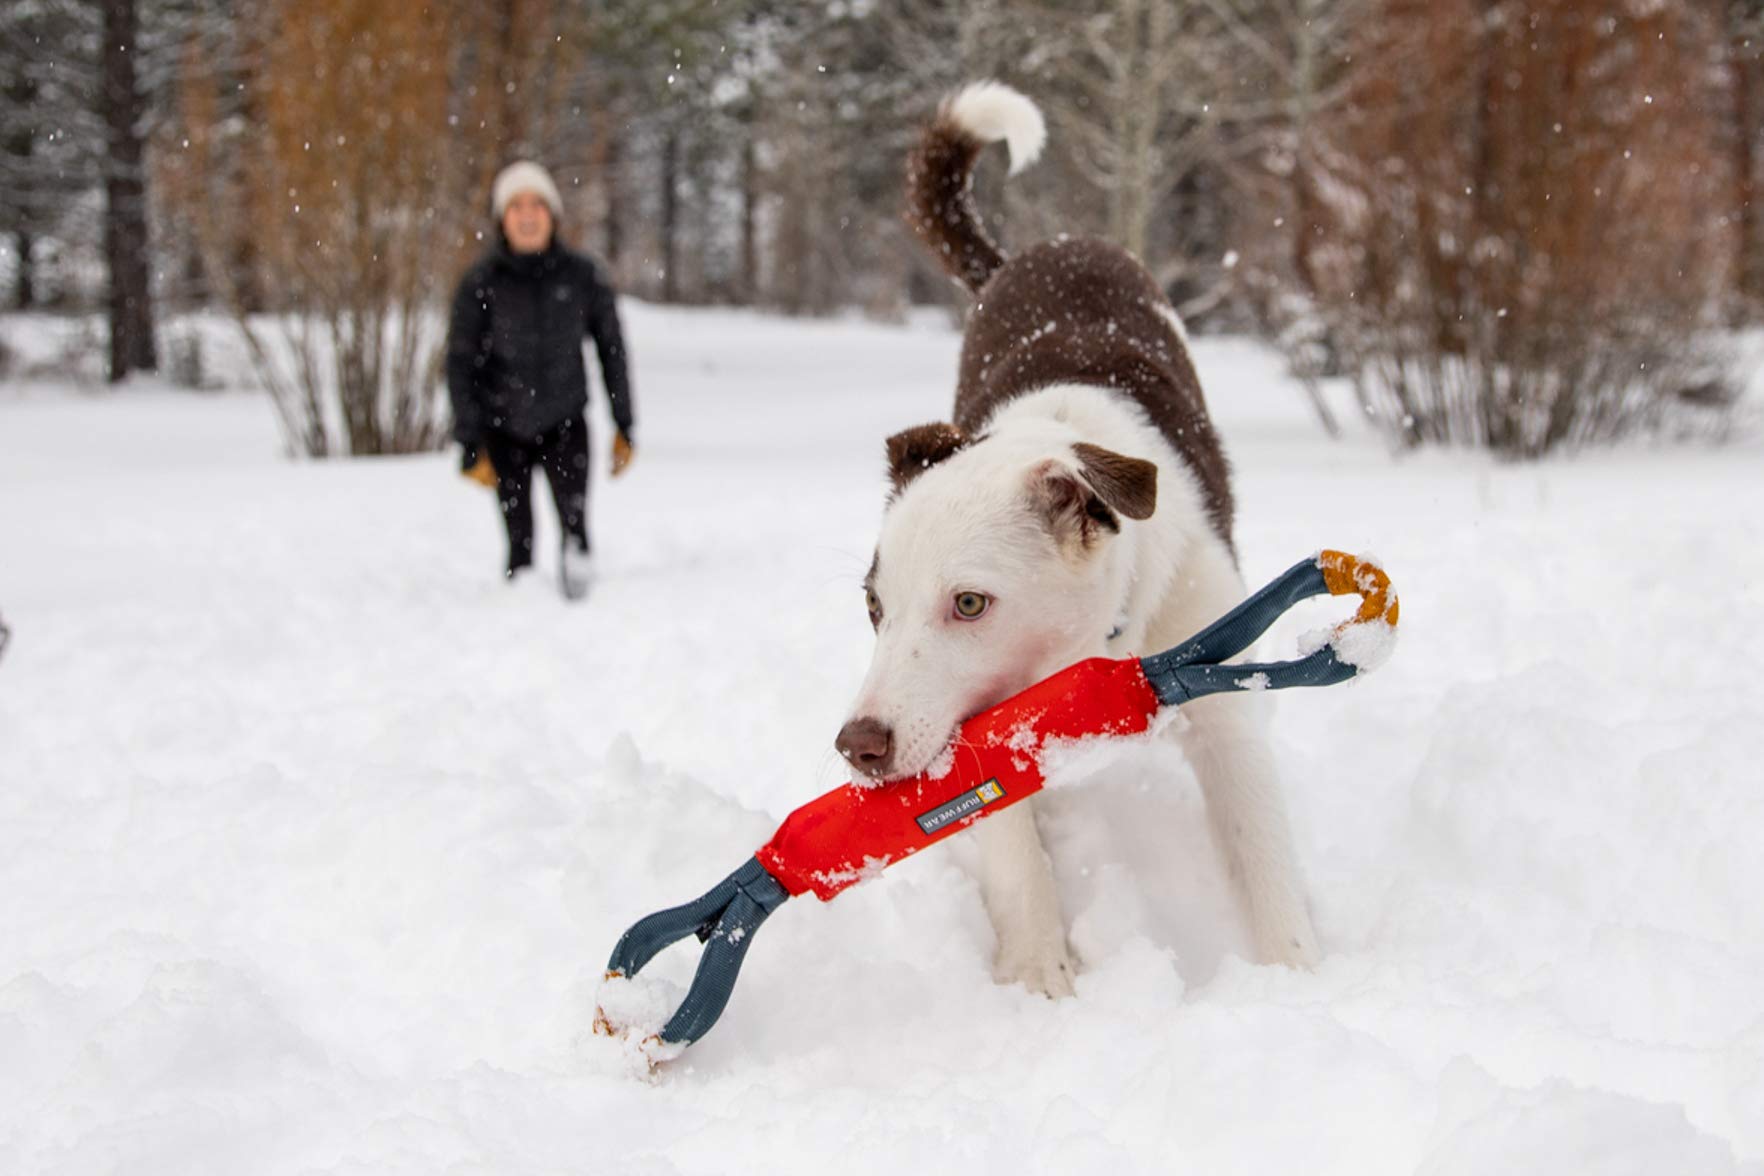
[491,161,563,219]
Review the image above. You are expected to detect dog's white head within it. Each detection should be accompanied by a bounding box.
[836,420,1157,781]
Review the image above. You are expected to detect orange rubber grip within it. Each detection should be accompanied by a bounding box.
[1318,549,1400,631]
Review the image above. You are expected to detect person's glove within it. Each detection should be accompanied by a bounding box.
[611,430,635,478]
[461,444,497,488]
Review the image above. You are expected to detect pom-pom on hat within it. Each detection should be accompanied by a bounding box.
[491,161,563,219]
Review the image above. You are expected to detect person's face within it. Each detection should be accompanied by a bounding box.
[502,192,554,254]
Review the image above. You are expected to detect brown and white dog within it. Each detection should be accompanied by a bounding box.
[834,83,1319,995]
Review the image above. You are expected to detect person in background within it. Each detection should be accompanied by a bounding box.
[447,160,635,600]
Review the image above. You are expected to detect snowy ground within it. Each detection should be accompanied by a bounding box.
[2,306,1762,1174]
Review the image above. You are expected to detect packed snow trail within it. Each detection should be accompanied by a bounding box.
[1,309,1761,1174]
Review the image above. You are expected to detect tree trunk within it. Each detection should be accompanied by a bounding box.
[594,105,625,271]
[492,0,520,155]
[102,0,157,381]
[740,110,759,304]
[6,61,35,310]
[1288,0,1324,303]
[11,230,32,310]
[1735,10,1763,309]
[661,125,680,303]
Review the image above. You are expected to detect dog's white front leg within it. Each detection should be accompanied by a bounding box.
[1175,692,1320,967]
[973,799,1076,997]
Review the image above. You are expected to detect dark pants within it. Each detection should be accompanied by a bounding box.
[483,415,590,575]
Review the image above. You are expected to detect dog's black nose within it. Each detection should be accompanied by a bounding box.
[835,717,895,778]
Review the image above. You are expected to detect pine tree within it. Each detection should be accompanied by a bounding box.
[0,1,100,310]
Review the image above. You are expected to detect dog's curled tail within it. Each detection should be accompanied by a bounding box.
[905,81,1046,294]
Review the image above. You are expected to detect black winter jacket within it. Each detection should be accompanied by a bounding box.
[446,240,633,445]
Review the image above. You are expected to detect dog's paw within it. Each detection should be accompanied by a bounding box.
[1253,921,1321,970]
[993,942,1078,999]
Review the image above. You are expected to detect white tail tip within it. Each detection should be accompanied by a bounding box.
[944,81,1045,176]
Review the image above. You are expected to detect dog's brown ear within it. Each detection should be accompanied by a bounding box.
[886,422,969,492]
[1029,446,1157,549]
[1072,442,1157,521]
[1028,459,1122,547]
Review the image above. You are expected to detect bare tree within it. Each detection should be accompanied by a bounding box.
[1047,0,1203,263]
[1304,0,1737,455]
[1730,0,1764,314]
[101,0,158,380]
[1172,0,1370,431]
[172,0,511,455]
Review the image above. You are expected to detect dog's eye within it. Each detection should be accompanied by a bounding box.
[865,588,882,625]
[953,591,990,620]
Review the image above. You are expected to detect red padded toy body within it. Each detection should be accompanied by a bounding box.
[756,656,1161,900]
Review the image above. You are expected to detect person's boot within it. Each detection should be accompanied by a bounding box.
[559,538,594,601]
[505,562,544,598]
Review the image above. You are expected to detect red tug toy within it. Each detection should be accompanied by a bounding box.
[596,550,1398,1058]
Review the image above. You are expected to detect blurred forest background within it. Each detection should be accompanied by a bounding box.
[2,0,1760,457]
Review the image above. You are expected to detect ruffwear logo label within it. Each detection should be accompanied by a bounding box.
[916,778,1007,835]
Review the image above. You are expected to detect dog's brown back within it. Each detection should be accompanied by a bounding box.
[952,239,1233,544]
[906,97,1234,546]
